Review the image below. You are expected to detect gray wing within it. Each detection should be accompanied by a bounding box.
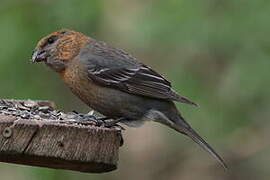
[82,41,197,106]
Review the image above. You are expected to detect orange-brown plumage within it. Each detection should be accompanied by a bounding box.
[31,29,227,169]
[36,29,90,63]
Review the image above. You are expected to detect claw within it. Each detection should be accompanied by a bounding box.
[103,117,125,127]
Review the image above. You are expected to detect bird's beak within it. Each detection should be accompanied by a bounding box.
[31,49,47,63]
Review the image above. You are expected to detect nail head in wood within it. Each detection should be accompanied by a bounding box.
[0,99,122,173]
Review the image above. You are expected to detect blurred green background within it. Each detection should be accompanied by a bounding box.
[1,0,270,179]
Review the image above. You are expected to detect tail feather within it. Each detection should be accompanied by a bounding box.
[171,121,227,169]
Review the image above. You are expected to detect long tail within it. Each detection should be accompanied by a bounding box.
[169,118,227,169]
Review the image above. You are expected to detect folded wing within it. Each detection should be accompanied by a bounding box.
[84,41,197,106]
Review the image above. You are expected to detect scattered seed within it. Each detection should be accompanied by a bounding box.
[0,99,122,129]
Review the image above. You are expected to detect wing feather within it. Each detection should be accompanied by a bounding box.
[84,41,197,106]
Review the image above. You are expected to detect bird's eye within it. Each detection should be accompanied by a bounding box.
[47,37,56,44]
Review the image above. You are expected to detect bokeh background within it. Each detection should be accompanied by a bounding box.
[1,0,270,179]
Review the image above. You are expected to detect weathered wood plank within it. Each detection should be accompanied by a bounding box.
[0,100,122,173]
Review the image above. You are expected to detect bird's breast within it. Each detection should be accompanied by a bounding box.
[60,60,99,105]
[59,60,130,117]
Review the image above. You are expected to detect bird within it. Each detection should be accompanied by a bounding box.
[31,29,227,169]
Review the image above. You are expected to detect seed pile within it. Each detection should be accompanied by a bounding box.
[0,99,101,126]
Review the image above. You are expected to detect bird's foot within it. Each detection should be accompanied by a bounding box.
[96,117,125,146]
[100,117,125,129]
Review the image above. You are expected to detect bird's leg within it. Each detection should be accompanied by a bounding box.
[96,116,111,121]
[103,117,125,127]
[95,117,125,146]
[92,116,112,126]
[95,116,125,128]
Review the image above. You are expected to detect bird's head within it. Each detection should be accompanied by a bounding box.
[32,29,90,72]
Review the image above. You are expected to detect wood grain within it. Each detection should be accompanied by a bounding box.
[0,114,122,173]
